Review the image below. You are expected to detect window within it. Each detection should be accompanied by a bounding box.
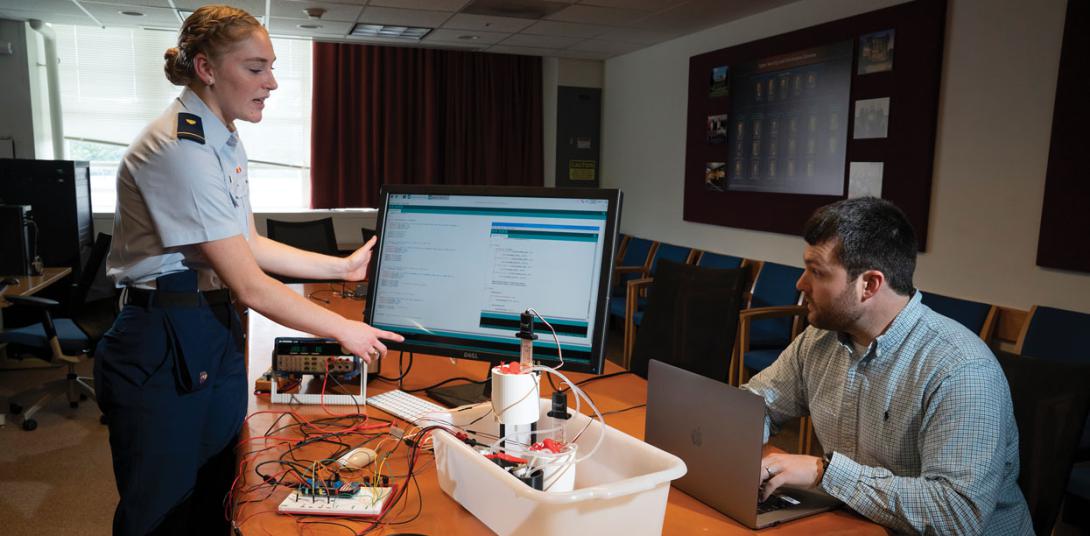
[54,25,312,213]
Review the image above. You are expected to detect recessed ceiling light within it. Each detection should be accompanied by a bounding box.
[350,23,431,40]
[120,10,144,17]
[297,24,322,30]
[458,35,480,40]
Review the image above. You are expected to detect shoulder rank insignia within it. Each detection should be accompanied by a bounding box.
[177,112,205,144]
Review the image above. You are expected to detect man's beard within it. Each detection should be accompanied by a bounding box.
[807,285,863,332]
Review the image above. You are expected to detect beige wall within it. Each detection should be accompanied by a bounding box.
[600,0,1090,313]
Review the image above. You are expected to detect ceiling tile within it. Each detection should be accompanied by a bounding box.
[522,20,611,39]
[81,3,182,28]
[358,6,454,28]
[368,0,471,11]
[0,9,98,26]
[0,0,96,19]
[567,38,641,54]
[579,0,684,10]
[556,48,610,60]
[172,0,266,15]
[421,40,489,52]
[630,0,799,32]
[596,25,679,45]
[270,1,363,22]
[545,4,645,25]
[441,12,534,33]
[424,28,509,45]
[499,32,581,49]
[485,44,558,57]
[268,17,352,36]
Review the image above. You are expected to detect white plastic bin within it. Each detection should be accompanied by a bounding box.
[433,399,687,536]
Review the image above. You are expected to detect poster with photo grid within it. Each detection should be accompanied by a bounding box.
[682,0,945,249]
[725,41,852,196]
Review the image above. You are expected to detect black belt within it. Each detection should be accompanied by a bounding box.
[124,287,233,308]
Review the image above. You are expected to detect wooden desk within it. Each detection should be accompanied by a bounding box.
[0,267,72,308]
[236,291,885,535]
[0,267,73,368]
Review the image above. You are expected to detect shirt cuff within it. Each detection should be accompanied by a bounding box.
[821,451,863,502]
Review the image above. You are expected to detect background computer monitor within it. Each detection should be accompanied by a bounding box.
[365,185,622,384]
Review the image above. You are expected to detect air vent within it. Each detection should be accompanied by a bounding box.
[350,24,432,40]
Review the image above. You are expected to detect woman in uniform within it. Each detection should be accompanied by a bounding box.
[94,5,403,535]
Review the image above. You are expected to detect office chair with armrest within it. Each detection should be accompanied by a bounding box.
[610,236,655,302]
[621,249,747,368]
[2,232,115,431]
[265,217,339,256]
[920,290,997,341]
[736,261,806,383]
[1013,305,1090,528]
[629,259,747,383]
[694,251,745,270]
[994,352,1090,536]
[618,243,696,368]
[361,227,376,245]
[265,217,340,283]
[614,233,630,265]
[734,260,808,453]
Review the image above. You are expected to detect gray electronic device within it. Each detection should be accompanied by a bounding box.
[644,359,839,529]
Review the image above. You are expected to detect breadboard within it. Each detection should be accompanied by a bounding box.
[277,487,392,517]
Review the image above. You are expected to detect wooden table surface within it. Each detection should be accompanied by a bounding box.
[0,267,72,308]
[235,289,885,535]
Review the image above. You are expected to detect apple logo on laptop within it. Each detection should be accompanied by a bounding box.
[691,426,703,447]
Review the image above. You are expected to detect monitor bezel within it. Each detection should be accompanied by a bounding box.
[364,184,622,375]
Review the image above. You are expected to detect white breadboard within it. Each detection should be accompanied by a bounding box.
[277,487,392,517]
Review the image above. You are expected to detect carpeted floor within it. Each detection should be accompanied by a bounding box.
[0,357,115,535]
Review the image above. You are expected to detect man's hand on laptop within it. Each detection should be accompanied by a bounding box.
[759,453,825,501]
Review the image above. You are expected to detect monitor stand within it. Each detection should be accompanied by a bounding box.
[426,373,493,408]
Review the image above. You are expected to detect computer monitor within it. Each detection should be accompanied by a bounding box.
[365,185,622,400]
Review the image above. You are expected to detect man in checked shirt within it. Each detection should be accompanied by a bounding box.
[745,197,1032,534]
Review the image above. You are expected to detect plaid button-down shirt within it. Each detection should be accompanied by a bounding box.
[745,291,1032,534]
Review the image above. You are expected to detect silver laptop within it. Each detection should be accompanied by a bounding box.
[645,359,839,529]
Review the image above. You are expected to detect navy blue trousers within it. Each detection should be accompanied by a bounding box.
[94,274,245,536]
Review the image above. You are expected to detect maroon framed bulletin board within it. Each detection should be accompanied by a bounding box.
[1036,0,1090,273]
[683,0,946,249]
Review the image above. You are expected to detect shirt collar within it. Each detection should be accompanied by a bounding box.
[836,290,923,362]
[178,87,233,149]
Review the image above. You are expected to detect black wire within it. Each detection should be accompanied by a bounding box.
[602,403,646,416]
[375,350,414,382]
[404,375,489,393]
[561,370,635,392]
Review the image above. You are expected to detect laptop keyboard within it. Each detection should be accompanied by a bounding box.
[757,494,796,514]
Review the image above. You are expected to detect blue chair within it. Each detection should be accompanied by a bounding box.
[617,243,695,368]
[920,291,997,341]
[1015,306,1090,363]
[735,260,807,451]
[1014,305,1090,526]
[737,261,806,382]
[695,251,744,270]
[2,233,114,431]
[610,236,655,303]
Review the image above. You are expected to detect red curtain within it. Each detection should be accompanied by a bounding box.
[310,43,543,208]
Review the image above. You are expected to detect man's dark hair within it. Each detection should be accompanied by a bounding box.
[802,197,917,295]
